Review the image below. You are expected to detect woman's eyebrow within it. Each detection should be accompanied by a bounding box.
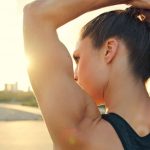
[73,53,80,64]
[72,50,78,59]
[73,52,80,60]
[73,54,77,60]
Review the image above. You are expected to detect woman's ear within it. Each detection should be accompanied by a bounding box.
[104,38,119,64]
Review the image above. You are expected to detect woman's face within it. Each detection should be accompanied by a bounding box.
[73,37,109,104]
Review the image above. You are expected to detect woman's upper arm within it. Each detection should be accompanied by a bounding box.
[23,8,100,148]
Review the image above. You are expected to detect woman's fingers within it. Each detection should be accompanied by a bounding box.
[130,0,150,9]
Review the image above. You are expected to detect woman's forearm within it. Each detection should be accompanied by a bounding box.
[24,0,129,28]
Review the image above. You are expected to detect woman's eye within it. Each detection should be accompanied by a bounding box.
[76,57,80,63]
[73,56,80,64]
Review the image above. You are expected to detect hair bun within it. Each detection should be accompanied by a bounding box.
[126,7,147,22]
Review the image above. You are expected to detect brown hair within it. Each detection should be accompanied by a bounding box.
[80,7,150,82]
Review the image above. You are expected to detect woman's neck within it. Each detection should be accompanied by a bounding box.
[104,76,150,136]
[105,75,150,113]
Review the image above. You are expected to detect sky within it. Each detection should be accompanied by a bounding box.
[0,0,29,90]
[0,0,149,93]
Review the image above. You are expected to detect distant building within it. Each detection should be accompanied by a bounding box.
[4,82,18,92]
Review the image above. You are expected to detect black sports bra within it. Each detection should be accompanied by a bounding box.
[102,113,150,150]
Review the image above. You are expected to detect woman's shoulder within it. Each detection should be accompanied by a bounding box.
[79,116,124,150]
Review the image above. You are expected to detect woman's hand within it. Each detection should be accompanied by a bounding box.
[129,0,150,22]
[130,0,150,9]
[87,0,131,11]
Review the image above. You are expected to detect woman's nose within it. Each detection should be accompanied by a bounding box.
[74,67,78,81]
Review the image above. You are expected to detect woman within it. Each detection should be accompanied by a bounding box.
[79,7,150,149]
[24,0,150,149]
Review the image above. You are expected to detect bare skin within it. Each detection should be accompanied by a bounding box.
[23,0,150,149]
[130,0,150,8]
